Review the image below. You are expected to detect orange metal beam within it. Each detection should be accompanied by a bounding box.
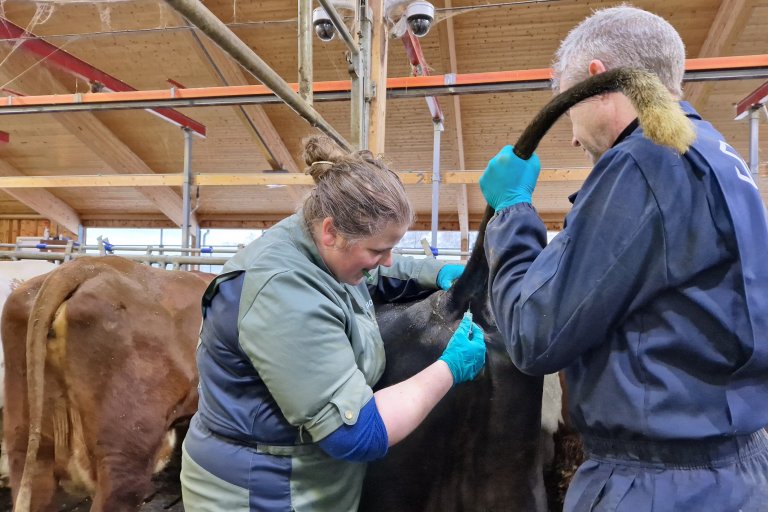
[1,55,766,109]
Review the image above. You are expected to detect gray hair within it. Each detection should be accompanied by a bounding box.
[302,135,414,243]
[552,5,685,98]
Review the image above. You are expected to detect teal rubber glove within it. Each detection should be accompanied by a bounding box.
[438,312,486,385]
[478,145,541,211]
[436,264,465,291]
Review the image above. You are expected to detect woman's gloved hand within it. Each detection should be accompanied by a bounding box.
[439,312,486,385]
[479,145,541,211]
[436,264,465,290]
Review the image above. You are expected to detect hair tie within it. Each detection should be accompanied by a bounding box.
[311,161,334,168]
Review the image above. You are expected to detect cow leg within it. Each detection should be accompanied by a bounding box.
[90,453,155,512]
[7,439,59,512]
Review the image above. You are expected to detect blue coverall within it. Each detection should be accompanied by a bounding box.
[485,103,768,511]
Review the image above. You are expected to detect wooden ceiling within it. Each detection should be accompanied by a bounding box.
[0,0,765,233]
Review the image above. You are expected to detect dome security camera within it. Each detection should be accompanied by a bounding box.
[312,7,336,42]
[405,1,435,38]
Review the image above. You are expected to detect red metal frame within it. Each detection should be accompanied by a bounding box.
[735,80,768,120]
[400,30,444,123]
[0,17,206,137]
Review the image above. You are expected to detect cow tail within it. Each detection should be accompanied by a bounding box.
[14,261,94,512]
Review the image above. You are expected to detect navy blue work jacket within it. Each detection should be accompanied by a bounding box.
[485,102,768,441]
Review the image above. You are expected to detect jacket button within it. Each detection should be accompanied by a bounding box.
[345,411,353,420]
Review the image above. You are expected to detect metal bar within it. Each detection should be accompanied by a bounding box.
[165,0,351,150]
[0,17,207,137]
[298,0,313,104]
[182,129,192,251]
[0,250,231,267]
[430,121,443,248]
[350,1,363,149]
[359,0,372,150]
[2,54,766,114]
[735,79,768,119]
[318,0,359,58]
[749,109,760,186]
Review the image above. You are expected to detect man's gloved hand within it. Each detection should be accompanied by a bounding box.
[438,312,486,385]
[436,264,465,291]
[479,145,541,211]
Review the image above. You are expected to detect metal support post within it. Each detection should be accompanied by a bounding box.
[350,1,372,150]
[298,0,313,104]
[182,128,193,251]
[430,120,444,248]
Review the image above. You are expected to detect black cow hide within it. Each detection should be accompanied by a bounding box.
[360,285,548,512]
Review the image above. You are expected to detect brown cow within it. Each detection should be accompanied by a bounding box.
[1,256,213,512]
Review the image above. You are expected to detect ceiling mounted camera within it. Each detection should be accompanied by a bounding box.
[312,7,336,42]
[405,1,435,37]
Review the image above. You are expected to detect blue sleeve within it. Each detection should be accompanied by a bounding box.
[318,398,389,462]
[485,150,668,375]
[367,276,435,304]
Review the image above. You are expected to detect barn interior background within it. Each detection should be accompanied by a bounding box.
[0,0,763,261]
[0,1,764,510]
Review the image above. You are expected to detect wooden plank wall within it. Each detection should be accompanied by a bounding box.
[0,219,77,245]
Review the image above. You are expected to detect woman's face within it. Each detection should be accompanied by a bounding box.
[317,218,407,285]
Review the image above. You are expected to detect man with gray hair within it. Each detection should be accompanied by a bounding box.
[478,5,768,511]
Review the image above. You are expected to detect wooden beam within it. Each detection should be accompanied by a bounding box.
[368,0,388,156]
[0,159,81,233]
[439,0,469,253]
[684,0,751,109]
[0,51,197,231]
[0,169,592,188]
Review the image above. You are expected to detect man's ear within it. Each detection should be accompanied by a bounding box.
[588,59,607,77]
[319,217,339,248]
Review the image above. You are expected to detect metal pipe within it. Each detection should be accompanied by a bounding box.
[298,0,313,104]
[318,0,359,58]
[749,109,760,187]
[1,63,767,114]
[0,250,231,267]
[430,120,444,248]
[165,0,351,151]
[182,128,193,251]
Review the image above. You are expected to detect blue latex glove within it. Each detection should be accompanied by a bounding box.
[478,145,541,211]
[439,312,486,385]
[436,264,465,291]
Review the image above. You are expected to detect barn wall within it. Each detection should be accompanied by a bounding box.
[0,219,78,246]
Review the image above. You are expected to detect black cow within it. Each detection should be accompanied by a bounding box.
[362,287,548,511]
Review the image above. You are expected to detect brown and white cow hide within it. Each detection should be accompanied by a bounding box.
[2,256,213,512]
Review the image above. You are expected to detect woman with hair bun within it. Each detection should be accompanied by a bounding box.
[180,135,485,511]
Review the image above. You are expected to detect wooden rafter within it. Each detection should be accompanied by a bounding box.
[368,0,388,156]
[0,51,197,231]
[684,0,751,108]
[186,30,307,205]
[0,169,592,188]
[0,159,81,233]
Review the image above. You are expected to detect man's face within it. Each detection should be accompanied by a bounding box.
[560,77,618,165]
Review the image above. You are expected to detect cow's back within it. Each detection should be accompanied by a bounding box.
[361,291,547,512]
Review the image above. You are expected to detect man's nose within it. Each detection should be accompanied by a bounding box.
[380,252,393,267]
